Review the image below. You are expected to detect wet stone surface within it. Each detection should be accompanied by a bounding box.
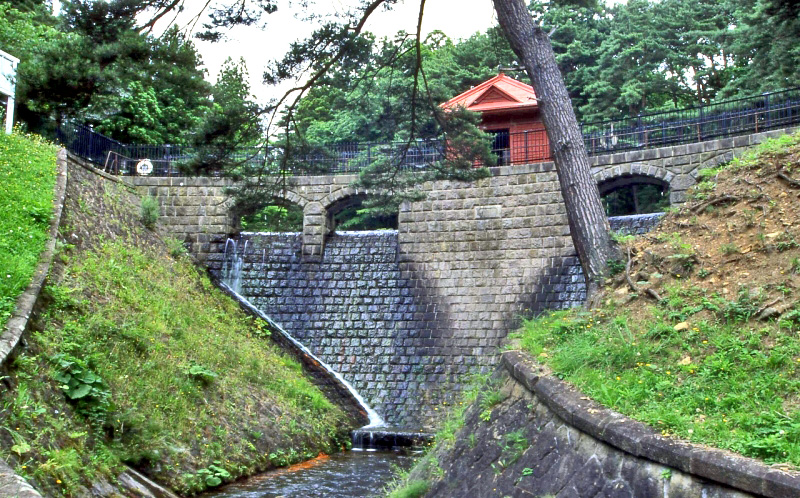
[220,215,658,428]
[224,231,435,427]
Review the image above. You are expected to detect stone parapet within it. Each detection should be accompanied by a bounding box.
[590,126,799,204]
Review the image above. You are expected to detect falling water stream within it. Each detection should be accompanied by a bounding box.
[212,238,419,496]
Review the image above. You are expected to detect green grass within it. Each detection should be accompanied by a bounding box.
[387,479,430,498]
[0,239,351,495]
[0,132,57,329]
[511,298,800,466]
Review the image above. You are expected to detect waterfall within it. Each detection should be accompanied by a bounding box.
[219,237,385,429]
[221,238,247,295]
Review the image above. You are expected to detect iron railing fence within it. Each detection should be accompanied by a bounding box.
[56,87,800,176]
[581,87,800,154]
[57,123,449,176]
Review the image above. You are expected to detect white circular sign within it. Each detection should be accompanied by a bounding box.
[136,159,153,176]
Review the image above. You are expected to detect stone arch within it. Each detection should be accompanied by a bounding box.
[322,188,399,232]
[278,189,310,210]
[233,189,310,233]
[596,174,670,197]
[592,162,674,188]
[596,171,671,216]
[320,186,364,212]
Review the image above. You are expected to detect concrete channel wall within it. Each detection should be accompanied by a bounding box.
[422,350,800,497]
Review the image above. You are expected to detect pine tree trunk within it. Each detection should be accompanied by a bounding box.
[492,0,618,299]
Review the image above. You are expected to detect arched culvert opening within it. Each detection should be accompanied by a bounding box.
[599,175,670,216]
[239,199,304,232]
[327,194,398,232]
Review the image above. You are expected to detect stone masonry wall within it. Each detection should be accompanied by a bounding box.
[124,129,798,427]
[421,350,800,498]
[122,176,234,264]
[590,126,799,204]
[213,231,433,427]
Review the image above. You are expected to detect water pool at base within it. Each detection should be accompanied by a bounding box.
[202,450,417,498]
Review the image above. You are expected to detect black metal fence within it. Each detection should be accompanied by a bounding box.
[581,87,800,154]
[57,87,800,176]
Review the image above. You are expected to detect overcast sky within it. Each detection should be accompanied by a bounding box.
[168,0,499,103]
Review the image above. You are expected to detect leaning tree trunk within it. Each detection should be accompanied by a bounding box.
[493,0,618,301]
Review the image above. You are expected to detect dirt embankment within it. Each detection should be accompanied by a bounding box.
[607,134,800,323]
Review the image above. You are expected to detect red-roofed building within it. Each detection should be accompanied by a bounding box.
[441,73,550,165]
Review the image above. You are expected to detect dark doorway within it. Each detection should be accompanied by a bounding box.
[490,129,510,166]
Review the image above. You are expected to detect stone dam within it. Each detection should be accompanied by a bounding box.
[122,129,798,428]
[215,214,661,428]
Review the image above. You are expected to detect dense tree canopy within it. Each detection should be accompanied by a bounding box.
[2,0,797,140]
[0,1,221,143]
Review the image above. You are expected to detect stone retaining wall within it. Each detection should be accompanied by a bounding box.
[220,214,655,427]
[126,129,799,427]
[422,350,800,497]
[216,231,432,427]
[589,126,799,204]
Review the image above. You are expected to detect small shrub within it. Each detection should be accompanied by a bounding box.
[610,231,636,245]
[479,389,507,422]
[776,233,799,252]
[721,289,762,322]
[608,259,625,276]
[719,243,739,255]
[165,237,188,258]
[51,353,112,428]
[140,196,160,229]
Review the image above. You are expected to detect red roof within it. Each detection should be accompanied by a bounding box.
[440,73,539,113]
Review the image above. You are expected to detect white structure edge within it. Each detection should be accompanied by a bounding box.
[0,48,19,134]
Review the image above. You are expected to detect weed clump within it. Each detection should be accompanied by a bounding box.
[139,195,159,228]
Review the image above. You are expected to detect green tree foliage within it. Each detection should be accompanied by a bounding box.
[539,0,735,122]
[186,57,263,179]
[291,28,517,145]
[0,1,212,143]
[537,0,799,121]
[94,27,212,144]
[721,0,800,96]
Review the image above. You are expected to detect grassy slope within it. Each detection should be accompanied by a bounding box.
[514,131,800,467]
[0,132,57,329]
[0,162,353,496]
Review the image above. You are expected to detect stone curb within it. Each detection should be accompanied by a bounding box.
[502,349,800,498]
[0,149,68,498]
[0,460,40,497]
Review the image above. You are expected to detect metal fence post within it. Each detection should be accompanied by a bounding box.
[698,105,704,142]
